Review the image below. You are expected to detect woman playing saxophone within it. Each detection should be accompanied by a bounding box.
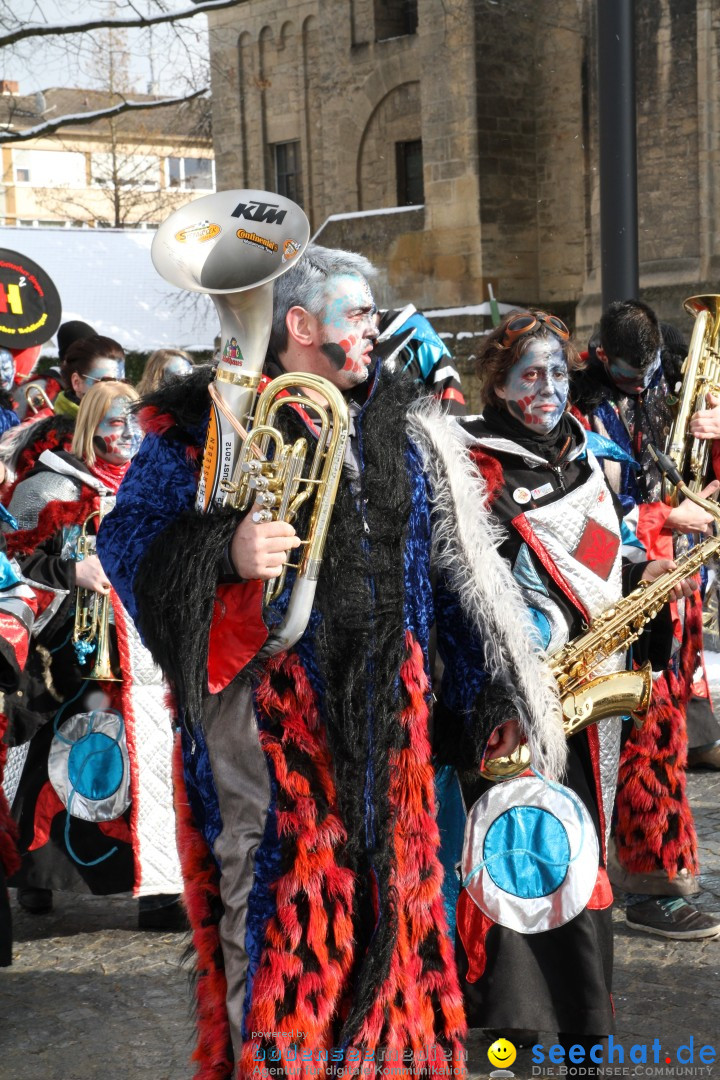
[443,310,696,1067]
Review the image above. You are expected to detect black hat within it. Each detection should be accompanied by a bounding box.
[57,320,96,361]
[660,322,687,353]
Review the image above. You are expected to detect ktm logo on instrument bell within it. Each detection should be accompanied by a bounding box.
[231,200,288,225]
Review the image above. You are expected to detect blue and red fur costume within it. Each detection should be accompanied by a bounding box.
[571,352,710,893]
[98,365,564,1078]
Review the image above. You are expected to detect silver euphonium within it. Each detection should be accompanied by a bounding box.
[151,190,349,655]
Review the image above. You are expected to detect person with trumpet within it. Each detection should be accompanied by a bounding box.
[571,298,720,940]
[98,242,569,1077]
[449,310,702,1065]
[2,381,183,928]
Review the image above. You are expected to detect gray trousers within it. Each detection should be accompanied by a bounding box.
[202,679,271,1061]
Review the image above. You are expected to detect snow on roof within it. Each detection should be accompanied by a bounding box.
[423,302,517,318]
[0,226,218,354]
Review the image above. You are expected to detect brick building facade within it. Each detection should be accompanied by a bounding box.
[206,0,720,346]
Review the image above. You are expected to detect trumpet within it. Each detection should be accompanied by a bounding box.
[23,381,54,415]
[481,446,720,781]
[663,294,720,503]
[72,510,121,682]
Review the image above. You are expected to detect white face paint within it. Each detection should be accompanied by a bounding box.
[93,396,138,464]
[497,337,569,433]
[317,274,378,389]
[80,357,126,397]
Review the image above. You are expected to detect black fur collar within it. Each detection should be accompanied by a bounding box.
[137,366,215,432]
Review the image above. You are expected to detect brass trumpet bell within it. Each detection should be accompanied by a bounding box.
[72,510,121,682]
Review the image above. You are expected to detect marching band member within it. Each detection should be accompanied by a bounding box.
[448,310,695,1068]
[98,244,566,1078]
[2,382,183,929]
[0,335,127,496]
[571,299,720,940]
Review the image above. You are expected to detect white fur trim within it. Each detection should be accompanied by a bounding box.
[408,402,567,780]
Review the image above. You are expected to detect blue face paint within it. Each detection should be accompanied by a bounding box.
[0,348,15,391]
[318,275,378,387]
[162,356,193,382]
[92,397,139,464]
[497,337,569,433]
[82,357,126,386]
[606,349,661,395]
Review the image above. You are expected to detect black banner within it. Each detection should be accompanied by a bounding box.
[0,248,61,349]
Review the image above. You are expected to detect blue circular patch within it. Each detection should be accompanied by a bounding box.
[483,805,570,899]
[67,732,124,801]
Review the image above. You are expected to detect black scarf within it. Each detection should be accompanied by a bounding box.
[482,404,578,462]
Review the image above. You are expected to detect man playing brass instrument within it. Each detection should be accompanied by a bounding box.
[571,298,720,941]
[98,244,568,1078]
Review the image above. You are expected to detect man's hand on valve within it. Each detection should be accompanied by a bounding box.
[75,553,111,594]
[688,390,720,440]
[230,507,301,581]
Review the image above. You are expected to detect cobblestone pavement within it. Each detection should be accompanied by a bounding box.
[2,770,719,1080]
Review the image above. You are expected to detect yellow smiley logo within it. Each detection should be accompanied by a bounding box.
[488,1038,517,1069]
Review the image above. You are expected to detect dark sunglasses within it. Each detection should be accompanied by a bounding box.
[501,311,570,348]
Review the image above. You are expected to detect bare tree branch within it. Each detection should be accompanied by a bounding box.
[0,90,207,145]
[0,0,242,49]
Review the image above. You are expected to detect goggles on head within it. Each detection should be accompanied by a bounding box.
[501,311,570,349]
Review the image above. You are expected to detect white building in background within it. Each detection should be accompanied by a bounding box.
[0,226,218,353]
[0,80,218,351]
[0,82,214,230]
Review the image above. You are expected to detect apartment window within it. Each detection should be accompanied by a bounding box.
[12,148,86,188]
[375,0,418,41]
[396,140,424,205]
[17,218,70,228]
[273,141,303,204]
[92,153,160,189]
[166,156,214,191]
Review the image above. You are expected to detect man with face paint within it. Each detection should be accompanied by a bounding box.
[2,380,184,927]
[449,310,701,1070]
[97,245,568,1075]
[571,298,720,941]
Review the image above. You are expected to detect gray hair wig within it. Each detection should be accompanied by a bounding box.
[270,243,377,355]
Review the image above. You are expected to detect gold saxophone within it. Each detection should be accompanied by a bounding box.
[152,190,348,653]
[72,510,121,682]
[663,294,720,503]
[482,448,720,780]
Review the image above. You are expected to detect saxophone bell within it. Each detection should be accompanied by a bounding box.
[482,445,720,783]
